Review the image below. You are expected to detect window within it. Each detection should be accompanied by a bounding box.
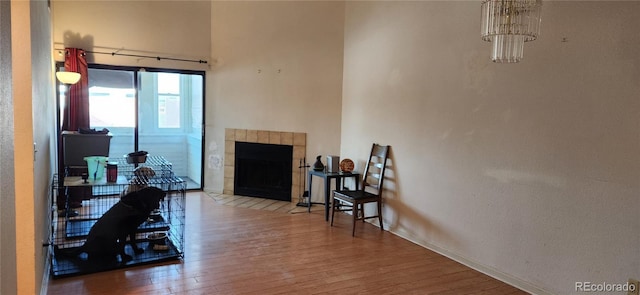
[157,73,181,128]
[87,68,136,128]
[89,86,136,128]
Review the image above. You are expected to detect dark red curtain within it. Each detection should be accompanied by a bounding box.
[61,48,89,131]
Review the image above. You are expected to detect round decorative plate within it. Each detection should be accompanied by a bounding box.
[339,158,355,173]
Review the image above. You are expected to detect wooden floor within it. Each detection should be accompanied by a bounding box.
[47,191,527,295]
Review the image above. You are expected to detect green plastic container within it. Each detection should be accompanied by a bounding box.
[84,156,108,180]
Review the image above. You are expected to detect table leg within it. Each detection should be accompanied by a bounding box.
[324,177,331,221]
[354,175,359,190]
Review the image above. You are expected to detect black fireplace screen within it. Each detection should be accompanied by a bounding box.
[234,142,292,201]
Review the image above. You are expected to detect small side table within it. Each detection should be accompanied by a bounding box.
[308,170,360,221]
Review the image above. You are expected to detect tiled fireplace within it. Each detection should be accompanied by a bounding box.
[224,128,306,202]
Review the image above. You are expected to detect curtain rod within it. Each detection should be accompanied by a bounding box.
[85,50,208,64]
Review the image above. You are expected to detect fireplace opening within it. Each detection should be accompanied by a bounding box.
[234,142,292,201]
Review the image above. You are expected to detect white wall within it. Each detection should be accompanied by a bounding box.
[3,1,57,294]
[30,1,58,294]
[52,1,211,71]
[207,1,345,195]
[0,1,17,294]
[341,2,639,294]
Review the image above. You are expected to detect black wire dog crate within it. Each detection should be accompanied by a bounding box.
[51,157,185,278]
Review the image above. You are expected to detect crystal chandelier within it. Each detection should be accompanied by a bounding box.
[481,0,542,63]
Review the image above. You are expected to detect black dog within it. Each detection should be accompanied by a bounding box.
[56,186,165,262]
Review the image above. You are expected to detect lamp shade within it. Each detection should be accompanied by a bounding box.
[56,71,81,84]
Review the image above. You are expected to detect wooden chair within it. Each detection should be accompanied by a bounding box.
[330,143,390,236]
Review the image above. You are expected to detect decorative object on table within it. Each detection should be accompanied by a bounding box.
[83,156,108,181]
[313,155,325,171]
[480,0,542,63]
[126,150,148,164]
[106,162,118,182]
[339,158,355,174]
[327,155,340,173]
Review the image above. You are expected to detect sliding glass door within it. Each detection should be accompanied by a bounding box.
[136,71,203,190]
[83,65,204,190]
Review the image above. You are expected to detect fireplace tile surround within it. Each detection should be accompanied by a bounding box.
[224,128,306,202]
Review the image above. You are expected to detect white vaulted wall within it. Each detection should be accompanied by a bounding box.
[52,1,211,71]
[207,1,345,197]
[340,2,639,294]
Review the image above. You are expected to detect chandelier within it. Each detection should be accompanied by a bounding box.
[481,0,542,63]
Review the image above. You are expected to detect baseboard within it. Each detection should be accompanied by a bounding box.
[40,246,51,295]
[388,227,552,295]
